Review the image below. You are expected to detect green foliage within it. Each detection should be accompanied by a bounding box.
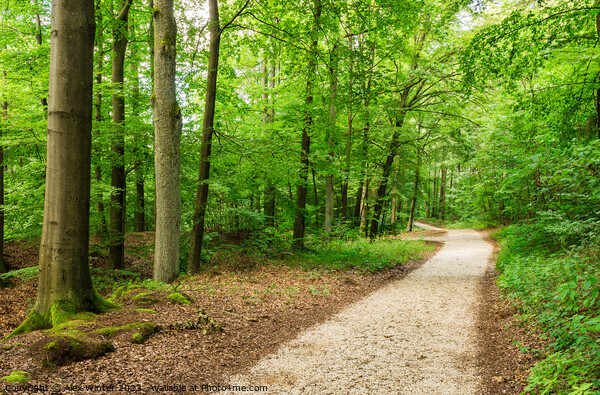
[287,238,433,273]
[0,370,31,384]
[0,266,39,284]
[497,226,600,393]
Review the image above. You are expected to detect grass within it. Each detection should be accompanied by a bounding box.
[284,238,434,273]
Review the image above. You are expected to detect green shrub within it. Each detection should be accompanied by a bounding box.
[497,225,600,393]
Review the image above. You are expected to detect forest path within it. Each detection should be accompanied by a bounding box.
[227,224,493,394]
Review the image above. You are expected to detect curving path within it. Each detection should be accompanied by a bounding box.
[227,223,493,394]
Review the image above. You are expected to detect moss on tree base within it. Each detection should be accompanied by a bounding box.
[3,292,116,342]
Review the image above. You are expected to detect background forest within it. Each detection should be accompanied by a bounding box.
[1,0,600,393]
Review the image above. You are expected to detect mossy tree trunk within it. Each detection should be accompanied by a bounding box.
[8,0,113,339]
[152,0,181,283]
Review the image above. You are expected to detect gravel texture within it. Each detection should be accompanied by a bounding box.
[227,223,493,394]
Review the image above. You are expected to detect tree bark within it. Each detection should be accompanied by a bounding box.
[152,0,181,283]
[440,166,447,220]
[0,72,7,273]
[432,169,438,218]
[292,0,321,249]
[262,58,276,227]
[369,106,408,239]
[10,0,112,336]
[406,160,421,232]
[341,36,355,223]
[94,9,108,236]
[188,0,220,273]
[324,44,338,235]
[312,168,319,230]
[132,59,146,232]
[108,0,133,270]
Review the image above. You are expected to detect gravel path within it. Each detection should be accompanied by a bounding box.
[228,223,493,394]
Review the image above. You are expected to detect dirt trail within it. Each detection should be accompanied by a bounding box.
[227,223,493,394]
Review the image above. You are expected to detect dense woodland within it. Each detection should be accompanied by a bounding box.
[0,0,600,392]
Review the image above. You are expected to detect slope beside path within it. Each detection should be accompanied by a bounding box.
[227,224,493,394]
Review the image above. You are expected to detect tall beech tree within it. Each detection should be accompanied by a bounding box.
[0,74,6,274]
[108,0,133,270]
[292,0,322,249]
[152,0,181,283]
[188,0,221,274]
[9,0,112,336]
[188,0,252,273]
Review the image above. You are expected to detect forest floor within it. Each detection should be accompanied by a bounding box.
[0,227,539,394]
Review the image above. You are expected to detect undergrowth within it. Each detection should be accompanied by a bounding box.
[285,238,433,273]
[496,223,600,394]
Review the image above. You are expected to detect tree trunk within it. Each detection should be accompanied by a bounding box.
[188,0,220,273]
[108,0,133,270]
[406,164,420,232]
[152,0,181,283]
[149,0,156,229]
[359,179,369,231]
[440,166,447,220]
[340,114,352,222]
[0,73,7,274]
[262,58,276,227]
[341,36,355,223]
[135,176,146,232]
[9,0,112,337]
[369,107,407,239]
[132,60,146,233]
[390,196,397,226]
[352,179,363,227]
[94,22,108,236]
[292,0,321,249]
[432,169,438,218]
[324,44,338,235]
[312,169,319,230]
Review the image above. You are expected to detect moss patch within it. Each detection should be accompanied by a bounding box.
[95,322,158,344]
[131,333,144,344]
[1,370,31,384]
[167,293,191,305]
[135,308,157,314]
[111,285,163,306]
[30,335,113,367]
[131,292,161,305]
